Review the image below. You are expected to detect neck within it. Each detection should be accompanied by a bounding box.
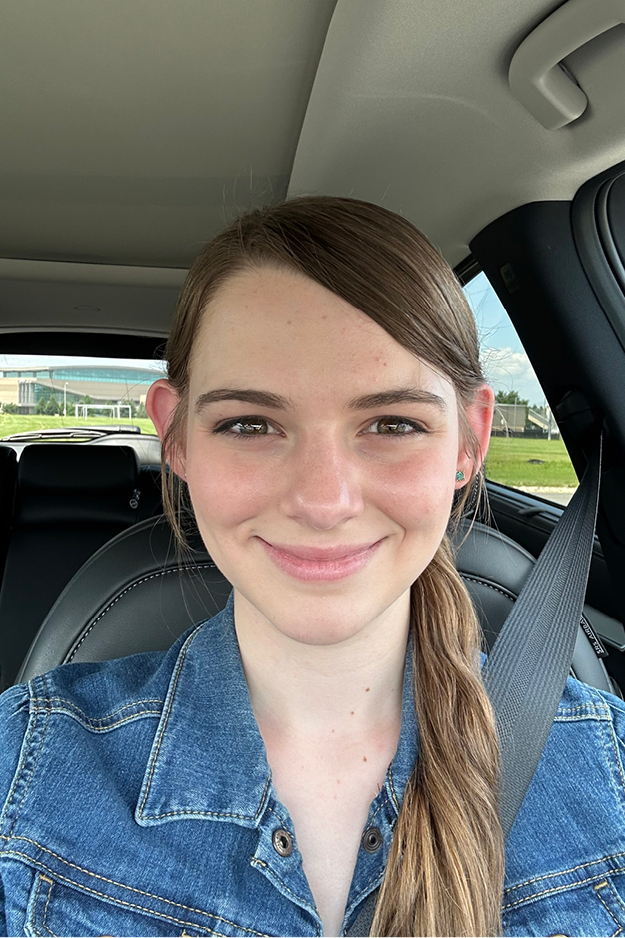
[234,590,411,740]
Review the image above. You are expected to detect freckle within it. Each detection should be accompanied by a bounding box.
[365,687,370,692]
[286,319,292,325]
[363,756,367,762]
[337,779,341,784]
[331,728,335,733]
[350,710,354,715]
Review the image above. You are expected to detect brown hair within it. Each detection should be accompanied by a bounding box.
[162,196,504,936]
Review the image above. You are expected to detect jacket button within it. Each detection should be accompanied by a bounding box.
[361,826,383,853]
[272,828,293,857]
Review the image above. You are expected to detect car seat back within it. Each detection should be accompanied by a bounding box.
[0,443,142,690]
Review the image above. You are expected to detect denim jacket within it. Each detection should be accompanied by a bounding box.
[1,592,625,937]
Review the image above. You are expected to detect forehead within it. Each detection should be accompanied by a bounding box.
[190,266,455,403]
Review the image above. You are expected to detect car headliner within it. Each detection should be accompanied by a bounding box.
[1,0,625,341]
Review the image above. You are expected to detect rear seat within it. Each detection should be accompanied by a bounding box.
[0,443,162,691]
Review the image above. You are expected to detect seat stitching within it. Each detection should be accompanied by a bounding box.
[68,564,217,662]
[0,845,265,935]
[459,574,516,602]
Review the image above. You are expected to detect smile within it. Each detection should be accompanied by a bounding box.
[257,538,385,581]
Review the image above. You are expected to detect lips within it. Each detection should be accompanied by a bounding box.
[257,537,385,581]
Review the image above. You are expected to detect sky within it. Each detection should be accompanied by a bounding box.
[464,271,544,407]
[0,272,545,405]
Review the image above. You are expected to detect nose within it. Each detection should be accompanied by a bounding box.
[279,432,365,530]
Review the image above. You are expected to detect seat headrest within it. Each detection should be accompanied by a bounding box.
[18,444,139,493]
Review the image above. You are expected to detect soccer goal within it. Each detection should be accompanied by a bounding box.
[75,403,132,420]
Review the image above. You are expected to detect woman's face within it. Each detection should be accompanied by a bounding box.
[150,265,493,646]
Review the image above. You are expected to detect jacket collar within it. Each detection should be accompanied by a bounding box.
[135,591,418,828]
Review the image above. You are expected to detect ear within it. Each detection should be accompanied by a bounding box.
[456,383,495,486]
[146,379,186,478]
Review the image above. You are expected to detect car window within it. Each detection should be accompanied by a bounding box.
[463,272,578,507]
[0,354,163,435]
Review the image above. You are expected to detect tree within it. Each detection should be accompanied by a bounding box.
[1,403,19,414]
[495,389,529,406]
[45,398,60,415]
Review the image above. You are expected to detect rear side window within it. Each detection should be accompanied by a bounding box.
[463,272,578,506]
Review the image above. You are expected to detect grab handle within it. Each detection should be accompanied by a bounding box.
[509,0,625,129]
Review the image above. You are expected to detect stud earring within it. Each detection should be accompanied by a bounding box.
[455,470,465,482]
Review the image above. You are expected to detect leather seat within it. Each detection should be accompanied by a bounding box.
[16,514,616,696]
[0,443,143,690]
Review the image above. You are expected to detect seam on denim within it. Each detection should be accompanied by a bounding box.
[250,858,320,933]
[502,865,625,910]
[0,687,33,834]
[139,769,272,822]
[41,874,55,937]
[597,713,625,817]
[605,876,625,917]
[2,681,50,840]
[265,803,290,831]
[68,566,216,662]
[43,697,163,717]
[0,841,266,934]
[593,881,623,935]
[504,851,625,894]
[605,708,625,798]
[30,705,162,733]
[28,862,236,936]
[137,626,199,816]
[31,873,55,937]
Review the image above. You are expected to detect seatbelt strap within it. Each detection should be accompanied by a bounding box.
[346,438,602,936]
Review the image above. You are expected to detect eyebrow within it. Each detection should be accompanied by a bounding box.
[195,386,447,413]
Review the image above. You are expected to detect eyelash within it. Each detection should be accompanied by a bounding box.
[211,415,428,439]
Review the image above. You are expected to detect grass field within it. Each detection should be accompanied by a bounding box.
[0,414,157,437]
[485,437,577,487]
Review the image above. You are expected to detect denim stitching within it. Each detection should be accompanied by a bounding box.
[140,772,272,822]
[30,873,55,937]
[69,566,216,661]
[0,688,33,834]
[250,858,320,934]
[40,875,55,937]
[43,697,163,716]
[3,680,50,840]
[502,865,625,910]
[0,841,266,934]
[593,881,623,935]
[30,705,162,732]
[598,707,625,809]
[504,851,625,893]
[10,850,247,938]
[137,628,198,816]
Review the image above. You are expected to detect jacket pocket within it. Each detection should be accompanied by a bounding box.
[25,871,213,938]
[502,874,625,937]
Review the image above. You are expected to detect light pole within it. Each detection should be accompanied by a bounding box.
[63,382,68,417]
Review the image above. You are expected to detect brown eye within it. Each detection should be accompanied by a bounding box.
[368,417,425,435]
[212,416,279,437]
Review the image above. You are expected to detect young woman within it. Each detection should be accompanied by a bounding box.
[0,196,624,938]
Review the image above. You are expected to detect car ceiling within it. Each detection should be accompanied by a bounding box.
[2,0,625,341]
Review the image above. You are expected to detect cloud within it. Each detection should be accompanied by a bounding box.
[481,346,544,403]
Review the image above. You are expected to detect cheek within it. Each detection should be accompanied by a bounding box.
[373,448,458,535]
[185,444,275,529]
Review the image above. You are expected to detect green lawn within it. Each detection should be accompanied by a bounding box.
[0,414,157,437]
[485,437,577,487]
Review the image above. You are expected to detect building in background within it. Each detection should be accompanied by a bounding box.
[0,364,163,414]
